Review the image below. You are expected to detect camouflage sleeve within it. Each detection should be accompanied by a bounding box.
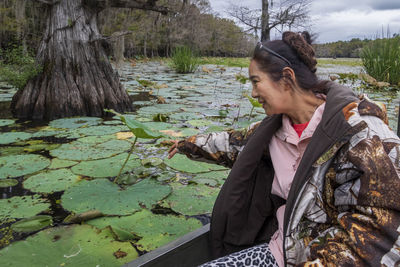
[176,121,261,168]
[299,108,400,267]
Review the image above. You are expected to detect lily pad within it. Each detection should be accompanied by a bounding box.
[142,121,171,131]
[88,209,202,251]
[0,119,15,127]
[187,119,214,127]
[49,117,102,129]
[0,224,138,266]
[62,179,171,215]
[0,132,32,145]
[169,112,200,121]
[0,146,26,156]
[23,169,80,193]
[0,154,50,179]
[163,183,219,216]
[49,158,78,169]
[193,170,230,186]
[0,179,18,187]
[11,215,53,233]
[164,153,227,173]
[74,125,127,136]
[71,153,141,178]
[0,195,50,220]
[21,140,60,153]
[50,139,131,161]
[141,157,163,167]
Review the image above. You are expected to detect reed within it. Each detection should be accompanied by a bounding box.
[360,37,400,86]
[170,46,199,73]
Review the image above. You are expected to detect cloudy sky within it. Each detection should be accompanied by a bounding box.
[208,0,400,43]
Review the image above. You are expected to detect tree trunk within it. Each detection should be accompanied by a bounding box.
[261,0,270,41]
[11,0,132,120]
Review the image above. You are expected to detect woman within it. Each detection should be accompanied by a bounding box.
[169,31,400,266]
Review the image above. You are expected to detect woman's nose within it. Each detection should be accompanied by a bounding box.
[251,88,257,98]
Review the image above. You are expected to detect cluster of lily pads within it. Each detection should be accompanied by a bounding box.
[0,61,269,266]
[0,60,398,266]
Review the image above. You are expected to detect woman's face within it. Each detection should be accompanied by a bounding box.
[248,60,291,116]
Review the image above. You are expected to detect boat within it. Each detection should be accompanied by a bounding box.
[125,224,212,267]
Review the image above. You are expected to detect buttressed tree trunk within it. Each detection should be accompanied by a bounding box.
[11,0,169,120]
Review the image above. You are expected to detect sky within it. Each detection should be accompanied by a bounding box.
[208,0,400,43]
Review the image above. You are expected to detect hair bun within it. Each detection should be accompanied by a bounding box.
[282,31,317,73]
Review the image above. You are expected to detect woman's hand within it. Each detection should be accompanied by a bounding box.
[168,140,180,159]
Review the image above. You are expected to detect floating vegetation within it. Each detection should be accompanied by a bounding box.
[87,209,202,251]
[0,195,50,220]
[23,169,80,193]
[0,225,138,266]
[0,154,50,179]
[163,182,220,216]
[10,215,53,233]
[0,132,32,145]
[49,117,102,129]
[61,179,171,215]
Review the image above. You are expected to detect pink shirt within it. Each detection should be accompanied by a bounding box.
[268,102,326,267]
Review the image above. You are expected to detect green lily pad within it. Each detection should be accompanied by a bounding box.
[50,139,131,161]
[0,179,18,187]
[0,146,26,156]
[0,195,50,220]
[0,119,15,127]
[193,170,230,186]
[88,209,202,251]
[163,183,219,216]
[141,157,163,167]
[62,179,171,215]
[23,169,80,193]
[21,140,60,153]
[137,104,182,115]
[0,224,138,266]
[142,121,171,131]
[49,117,102,129]
[0,154,50,179]
[71,153,141,178]
[11,215,53,233]
[49,158,78,169]
[164,154,227,173]
[180,128,200,137]
[77,134,116,144]
[187,119,214,127]
[74,125,127,136]
[30,127,64,138]
[0,132,32,145]
[103,119,123,125]
[169,112,200,121]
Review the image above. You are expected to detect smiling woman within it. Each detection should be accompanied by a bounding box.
[169,31,400,267]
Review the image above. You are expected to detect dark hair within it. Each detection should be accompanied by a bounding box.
[252,31,327,93]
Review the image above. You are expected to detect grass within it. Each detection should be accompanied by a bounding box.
[360,37,400,85]
[317,58,363,67]
[198,57,250,68]
[169,46,199,73]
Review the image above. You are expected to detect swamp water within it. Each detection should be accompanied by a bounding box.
[0,60,399,266]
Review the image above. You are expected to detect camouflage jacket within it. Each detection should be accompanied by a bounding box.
[177,83,400,266]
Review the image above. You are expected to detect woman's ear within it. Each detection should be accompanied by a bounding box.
[281,67,296,90]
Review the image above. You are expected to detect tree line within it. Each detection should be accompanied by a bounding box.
[0,0,256,59]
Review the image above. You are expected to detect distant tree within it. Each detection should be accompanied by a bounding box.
[227,0,311,41]
[11,0,170,120]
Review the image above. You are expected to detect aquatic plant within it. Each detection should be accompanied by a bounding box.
[170,46,199,73]
[360,37,400,86]
[105,109,165,183]
[0,45,42,90]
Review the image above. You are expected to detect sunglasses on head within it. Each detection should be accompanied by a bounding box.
[256,42,292,67]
